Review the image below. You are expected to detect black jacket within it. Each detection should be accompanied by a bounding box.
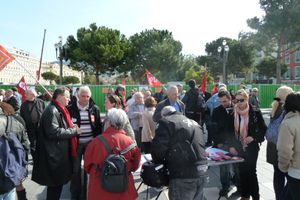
[32,101,78,186]
[182,88,205,113]
[151,113,207,179]
[5,96,20,112]
[67,99,102,138]
[20,98,45,130]
[233,105,267,155]
[211,104,235,147]
[153,98,185,122]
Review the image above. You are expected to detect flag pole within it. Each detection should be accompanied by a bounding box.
[37,29,46,83]
[15,59,52,97]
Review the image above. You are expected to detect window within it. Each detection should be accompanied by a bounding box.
[284,67,291,79]
[295,66,300,79]
[295,51,300,63]
[285,54,290,64]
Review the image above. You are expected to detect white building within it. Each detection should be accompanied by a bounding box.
[0,46,83,85]
[0,46,49,84]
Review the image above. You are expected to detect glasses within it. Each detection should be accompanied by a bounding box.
[236,99,245,103]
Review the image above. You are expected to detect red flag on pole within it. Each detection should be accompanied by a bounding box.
[145,69,163,87]
[0,44,15,71]
[17,76,28,102]
[200,70,207,93]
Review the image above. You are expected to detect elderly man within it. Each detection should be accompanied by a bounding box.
[32,87,81,200]
[20,88,45,160]
[153,85,185,122]
[84,108,141,200]
[152,106,208,200]
[67,86,102,200]
[127,92,145,149]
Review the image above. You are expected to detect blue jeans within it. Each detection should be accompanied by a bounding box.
[0,188,16,200]
[285,175,300,200]
[169,177,207,200]
[273,165,287,200]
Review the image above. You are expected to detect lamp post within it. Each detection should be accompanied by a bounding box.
[55,36,63,85]
[218,40,229,84]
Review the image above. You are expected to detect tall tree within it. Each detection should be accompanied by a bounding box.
[244,0,300,83]
[255,57,287,78]
[124,29,183,83]
[65,23,130,84]
[198,37,255,81]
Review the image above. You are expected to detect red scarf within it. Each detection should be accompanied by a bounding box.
[52,99,78,157]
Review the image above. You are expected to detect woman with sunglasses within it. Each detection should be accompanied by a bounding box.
[266,86,293,200]
[103,94,135,140]
[230,89,267,200]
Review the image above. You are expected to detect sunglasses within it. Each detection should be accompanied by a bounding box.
[236,99,245,103]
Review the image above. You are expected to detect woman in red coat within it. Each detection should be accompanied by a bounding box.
[84,108,141,200]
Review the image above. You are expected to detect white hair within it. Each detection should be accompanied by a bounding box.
[107,108,128,129]
[78,86,91,95]
[27,88,38,97]
[133,92,143,100]
[168,85,178,93]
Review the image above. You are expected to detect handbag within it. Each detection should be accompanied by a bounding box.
[140,161,169,187]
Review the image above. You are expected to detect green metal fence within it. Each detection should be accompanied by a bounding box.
[2,84,300,110]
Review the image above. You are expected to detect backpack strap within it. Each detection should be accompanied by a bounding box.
[97,135,113,155]
[120,142,137,155]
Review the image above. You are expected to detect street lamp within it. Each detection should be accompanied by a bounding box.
[218,40,229,84]
[55,36,64,85]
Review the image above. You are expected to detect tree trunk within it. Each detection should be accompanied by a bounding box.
[95,70,100,85]
[276,38,282,84]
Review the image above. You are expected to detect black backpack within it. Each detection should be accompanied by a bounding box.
[0,115,28,194]
[97,135,137,193]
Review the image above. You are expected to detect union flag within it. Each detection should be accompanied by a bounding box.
[0,44,15,71]
[17,76,28,102]
[145,69,163,87]
[200,70,207,93]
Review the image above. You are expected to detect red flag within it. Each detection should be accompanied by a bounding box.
[145,69,163,87]
[0,44,15,71]
[200,70,207,93]
[17,76,28,102]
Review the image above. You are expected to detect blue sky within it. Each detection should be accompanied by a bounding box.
[1,0,264,62]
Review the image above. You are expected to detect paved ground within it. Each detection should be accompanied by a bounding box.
[23,109,274,200]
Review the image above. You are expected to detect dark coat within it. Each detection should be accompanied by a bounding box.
[5,96,20,112]
[20,98,45,130]
[153,98,185,122]
[151,113,207,179]
[32,101,78,186]
[211,104,235,147]
[67,99,102,137]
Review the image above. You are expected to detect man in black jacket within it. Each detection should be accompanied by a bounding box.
[211,90,240,197]
[153,85,185,122]
[20,88,45,160]
[182,79,206,124]
[67,86,102,200]
[151,106,207,200]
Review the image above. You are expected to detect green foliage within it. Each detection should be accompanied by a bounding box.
[242,0,300,83]
[123,29,183,83]
[184,66,214,84]
[41,71,58,84]
[63,76,80,85]
[198,37,255,79]
[65,23,130,84]
[255,57,287,78]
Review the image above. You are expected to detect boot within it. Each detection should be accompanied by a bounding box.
[17,189,28,200]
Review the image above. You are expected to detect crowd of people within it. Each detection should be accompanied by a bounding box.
[0,82,299,200]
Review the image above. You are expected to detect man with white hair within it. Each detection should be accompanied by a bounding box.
[20,87,45,160]
[152,106,208,200]
[153,85,185,122]
[67,85,102,200]
[84,108,141,200]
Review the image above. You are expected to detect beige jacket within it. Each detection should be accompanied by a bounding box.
[141,108,156,142]
[277,111,300,177]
